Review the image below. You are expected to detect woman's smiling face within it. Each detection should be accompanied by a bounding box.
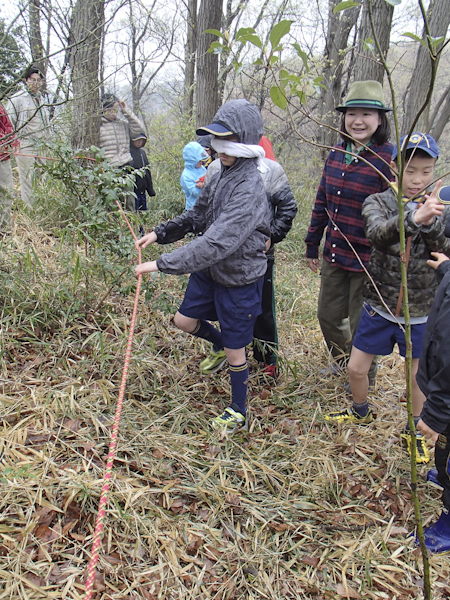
[344,108,381,147]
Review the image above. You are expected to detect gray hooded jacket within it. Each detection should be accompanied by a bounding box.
[155,100,270,287]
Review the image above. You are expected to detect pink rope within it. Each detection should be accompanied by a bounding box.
[83,202,142,599]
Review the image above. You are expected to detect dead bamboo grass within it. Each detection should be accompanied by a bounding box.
[0,216,449,599]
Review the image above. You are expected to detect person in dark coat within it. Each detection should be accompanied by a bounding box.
[130,133,155,211]
[417,189,450,553]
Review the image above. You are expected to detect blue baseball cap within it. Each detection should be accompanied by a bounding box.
[393,132,439,160]
[196,122,234,137]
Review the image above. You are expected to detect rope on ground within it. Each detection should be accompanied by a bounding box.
[82,202,142,600]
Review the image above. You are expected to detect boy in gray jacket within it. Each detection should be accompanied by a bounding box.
[135,99,270,430]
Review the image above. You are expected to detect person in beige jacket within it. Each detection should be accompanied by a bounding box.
[100,94,146,210]
[6,67,50,207]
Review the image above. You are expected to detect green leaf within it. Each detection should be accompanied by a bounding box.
[363,37,375,53]
[427,35,445,50]
[295,89,306,105]
[383,0,401,5]
[204,29,225,40]
[333,1,360,13]
[269,20,293,49]
[270,86,287,110]
[401,32,427,47]
[293,43,309,72]
[208,41,223,54]
[270,55,279,65]
[237,33,262,48]
[313,76,326,90]
[253,58,264,66]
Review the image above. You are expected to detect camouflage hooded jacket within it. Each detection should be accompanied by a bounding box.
[362,187,450,318]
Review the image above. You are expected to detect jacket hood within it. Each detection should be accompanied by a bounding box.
[212,99,263,145]
[183,141,206,168]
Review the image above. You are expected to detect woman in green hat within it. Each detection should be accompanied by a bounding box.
[304,80,394,386]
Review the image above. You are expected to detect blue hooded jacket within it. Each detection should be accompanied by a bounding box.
[180,141,207,210]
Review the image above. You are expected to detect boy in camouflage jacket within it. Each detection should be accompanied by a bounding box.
[325,133,450,464]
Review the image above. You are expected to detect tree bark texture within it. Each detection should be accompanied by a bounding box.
[183,0,197,117]
[195,0,222,128]
[402,0,450,134]
[353,0,394,83]
[29,0,46,80]
[70,0,104,150]
[318,0,361,156]
[430,83,450,142]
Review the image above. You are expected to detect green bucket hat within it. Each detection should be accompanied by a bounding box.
[336,80,391,113]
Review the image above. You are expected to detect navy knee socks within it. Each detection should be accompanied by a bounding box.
[229,362,248,415]
[191,320,223,351]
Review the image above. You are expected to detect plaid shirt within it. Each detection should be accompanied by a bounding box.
[305,141,393,272]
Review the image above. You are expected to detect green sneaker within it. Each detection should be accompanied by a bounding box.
[211,406,246,431]
[401,432,431,464]
[325,406,374,425]
[200,349,227,375]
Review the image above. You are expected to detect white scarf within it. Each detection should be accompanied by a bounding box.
[211,138,269,173]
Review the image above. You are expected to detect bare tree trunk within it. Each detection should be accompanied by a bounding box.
[353,0,393,83]
[218,0,250,104]
[402,0,450,133]
[195,0,222,128]
[29,0,46,81]
[318,0,360,157]
[182,0,197,117]
[70,0,104,151]
[430,86,450,142]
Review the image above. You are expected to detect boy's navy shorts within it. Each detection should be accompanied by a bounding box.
[353,304,426,359]
[178,270,263,349]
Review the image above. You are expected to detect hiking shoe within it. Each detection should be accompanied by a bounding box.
[200,349,227,375]
[401,432,431,464]
[259,363,278,385]
[325,406,374,425]
[211,405,246,431]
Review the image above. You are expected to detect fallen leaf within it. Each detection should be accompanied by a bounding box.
[23,573,46,588]
[335,583,361,598]
[269,521,290,531]
[34,524,58,543]
[301,555,320,567]
[390,525,408,536]
[204,445,220,458]
[186,536,203,556]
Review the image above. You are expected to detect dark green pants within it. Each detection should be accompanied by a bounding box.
[317,259,376,378]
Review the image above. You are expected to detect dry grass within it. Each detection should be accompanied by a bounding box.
[0,215,449,600]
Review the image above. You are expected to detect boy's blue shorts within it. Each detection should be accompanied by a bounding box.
[353,304,426,359]
[178,270,263,349]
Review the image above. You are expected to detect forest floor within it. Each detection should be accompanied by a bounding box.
[0,210,449,600]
